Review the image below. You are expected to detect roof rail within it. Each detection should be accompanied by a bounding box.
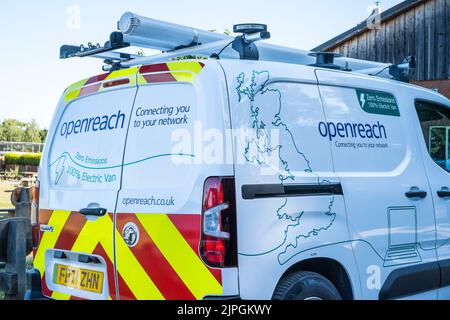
[60,12,415,82]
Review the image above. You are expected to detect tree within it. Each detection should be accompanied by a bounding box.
[39,129,48,143]
[24,119,42,143]
[0,119,25,142]
[0,119,47,143]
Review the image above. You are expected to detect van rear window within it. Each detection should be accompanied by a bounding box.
[48,88,136,190]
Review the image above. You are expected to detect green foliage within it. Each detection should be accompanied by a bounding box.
[172,55,208,61]
[4,153,41,166]
[0,119,47,143]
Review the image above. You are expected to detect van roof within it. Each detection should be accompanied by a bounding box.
[62,59,449,106]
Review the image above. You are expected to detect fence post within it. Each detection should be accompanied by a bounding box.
[4,219,27,300]
[0,188,31,300]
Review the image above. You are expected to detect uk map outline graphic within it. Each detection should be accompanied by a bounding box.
[236,70,336,265]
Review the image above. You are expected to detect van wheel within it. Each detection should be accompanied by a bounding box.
[272,271,341,300]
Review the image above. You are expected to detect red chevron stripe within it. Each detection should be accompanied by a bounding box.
[85,73,109,85]
[36,209,53,256]
[41,272,53,298]
[53,212,87,250]
[168,214,222,284]
[142,73,177,83]
[38,210,54,298]
[79,83,102,97]
[93,243,119,300]
[38,209,53,239]
[116,214,195,300]
[139,63,170,74]
[39,209,53,225]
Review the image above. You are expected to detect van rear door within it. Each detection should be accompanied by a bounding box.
[115,61,232,300]
[36,70,138,300]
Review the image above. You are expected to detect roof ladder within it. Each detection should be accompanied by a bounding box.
[60,12,416,82]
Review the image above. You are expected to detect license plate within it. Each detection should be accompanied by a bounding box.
[54,264,104,294]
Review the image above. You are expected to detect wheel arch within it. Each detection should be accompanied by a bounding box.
[276,257,354,300]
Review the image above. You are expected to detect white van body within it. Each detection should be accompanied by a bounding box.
[32,59,450,300]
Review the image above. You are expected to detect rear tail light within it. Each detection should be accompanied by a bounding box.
[200,177,238,268]
[31,180,40,248]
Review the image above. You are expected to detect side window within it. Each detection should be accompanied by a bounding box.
[415,101,450,173]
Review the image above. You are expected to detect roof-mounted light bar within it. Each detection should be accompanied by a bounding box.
[233,23,267,34]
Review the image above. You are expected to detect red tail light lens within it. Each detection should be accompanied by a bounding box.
[31,181,40,248]
[200,177,237,268]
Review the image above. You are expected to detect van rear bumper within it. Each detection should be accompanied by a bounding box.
[25,268,240,301]
[25,269,50,300]
[203,295,241,301]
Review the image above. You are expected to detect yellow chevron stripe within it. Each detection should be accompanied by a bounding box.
[106,67,138,85]
[137,74,148,85]
[51,291,71,300]
[71,215,114,260]
[64,88,83,103]
[64,68,139,103]
[70,214,163,300]
[115,227,165,300]
[169,72,197,83]
[64,78,90,103]
[64,78,88,94]
[167,61,204,74]
[167,62,204,83]
[34,210,72,274]
[137,214,222,300]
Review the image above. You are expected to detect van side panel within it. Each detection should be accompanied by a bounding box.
[316,69,439,300]
[220,61,360,299]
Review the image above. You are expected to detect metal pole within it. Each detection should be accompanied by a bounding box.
[4,218,27,300]
[103,39,236,71]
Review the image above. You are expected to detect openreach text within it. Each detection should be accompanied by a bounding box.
[318,121,388,141]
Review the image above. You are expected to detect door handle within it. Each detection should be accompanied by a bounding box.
[438,188,450,198]
[79,207,107,217]
[405,187,427,199]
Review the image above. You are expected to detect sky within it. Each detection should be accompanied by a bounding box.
[0,0,404,128]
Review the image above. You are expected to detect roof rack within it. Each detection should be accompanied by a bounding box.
[60,12,415,82]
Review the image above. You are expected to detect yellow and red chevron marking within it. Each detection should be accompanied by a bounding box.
[137,61,205,85]
[35,209,116,300]
[63,61,205,103]
[64,67,139,103]
[34,209,222,300]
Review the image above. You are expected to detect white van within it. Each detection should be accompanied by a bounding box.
[27,58,450,301]
[27,16,450,301]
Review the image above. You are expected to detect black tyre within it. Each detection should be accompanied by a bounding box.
[272,271,342,300]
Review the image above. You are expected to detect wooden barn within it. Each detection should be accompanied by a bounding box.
[313,0,449,98]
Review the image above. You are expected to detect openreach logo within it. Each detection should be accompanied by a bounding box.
[60,110,126,139]
[318,121,388,141]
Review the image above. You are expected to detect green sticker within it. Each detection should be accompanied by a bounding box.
[356,89,400,117]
